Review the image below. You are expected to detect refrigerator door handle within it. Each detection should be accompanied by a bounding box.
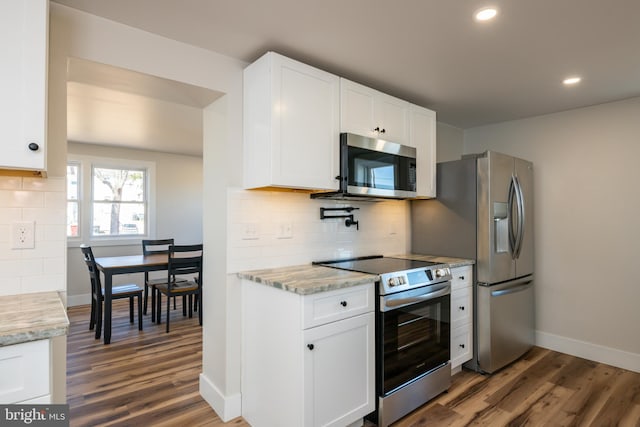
[514,175,525,259]
[491,281,532,297]
[507,176,518,259]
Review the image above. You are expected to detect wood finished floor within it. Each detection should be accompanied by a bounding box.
[67,301,640,427]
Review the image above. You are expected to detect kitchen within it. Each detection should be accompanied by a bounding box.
[1,0,639,426]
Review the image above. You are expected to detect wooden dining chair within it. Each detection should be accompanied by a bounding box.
[80,245,143,339]
[155,244,203,333]
[142,238,181,321]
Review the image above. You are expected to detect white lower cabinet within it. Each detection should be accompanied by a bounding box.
[450,266,473,369]
[242,280,375,427]
[304,312,375,427]
[0,339,51,404]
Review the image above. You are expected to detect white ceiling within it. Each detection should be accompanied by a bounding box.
[66,58,222,156]
[57,0,640,151]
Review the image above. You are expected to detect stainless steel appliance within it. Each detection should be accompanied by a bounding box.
[311,133,417,201]
[315,256,452,427]
[411,151,534,374]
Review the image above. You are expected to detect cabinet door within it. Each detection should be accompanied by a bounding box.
[0,0,47,171]
[375,92,409,145]
[243,52,339,191]
[340,78,409,145]
[410,104,437,198]
[340,78,376,138]
[0,340,50,403]
[304,312,375,427]
[272,54,340,190]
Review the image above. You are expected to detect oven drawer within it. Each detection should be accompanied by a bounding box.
[451,265,472,291]
[303,283,374,329]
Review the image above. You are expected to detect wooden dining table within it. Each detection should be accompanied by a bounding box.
[94,253,168,344]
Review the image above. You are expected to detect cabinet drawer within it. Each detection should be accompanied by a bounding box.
[303,283,374,329]
[451,286,472,327]
[451,266,472,291]
[451,324,472,369]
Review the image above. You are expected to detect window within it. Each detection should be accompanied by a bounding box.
[92,166,146,236]
[67,155,155,245]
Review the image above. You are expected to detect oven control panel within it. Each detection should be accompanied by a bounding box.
[379,266,451,295]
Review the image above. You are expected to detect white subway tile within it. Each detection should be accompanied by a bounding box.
[23,177,65,192]
[44,257,65,275]
[0,177,22,190]
[21,274,65,293]
[44,192,67,209]
[42,224,66,242]
[19,258,44,276]
[0,208,22,224]
[0,259,22,278]
[22,207,66,225]
[0,278,22,296]
[0,190,45,208]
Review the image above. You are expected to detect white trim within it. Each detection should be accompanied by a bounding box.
[67,293,91,307]
[199,373,242,422]
[66,154,157,246]
[536,330,640,373]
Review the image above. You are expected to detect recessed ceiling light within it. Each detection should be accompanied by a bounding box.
[475,7,498,21]
[563,76,582,86]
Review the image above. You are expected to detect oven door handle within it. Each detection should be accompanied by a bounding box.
[381,284,450,312]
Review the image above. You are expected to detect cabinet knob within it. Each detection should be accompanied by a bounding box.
[459,344,465,349]
[28,142,40,151]
[307,344,314,351]
[459,306,465,311]
[380,128,386,134]
[340,301,347,307]
[459,276,465,280]
[373,127,380,132]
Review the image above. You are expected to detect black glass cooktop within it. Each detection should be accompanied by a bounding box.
[315,256,440,275]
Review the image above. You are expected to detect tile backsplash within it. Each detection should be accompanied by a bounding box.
[228,188,410,273]
[0,176,66,296]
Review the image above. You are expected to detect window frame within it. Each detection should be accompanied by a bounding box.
[67,154,156,248]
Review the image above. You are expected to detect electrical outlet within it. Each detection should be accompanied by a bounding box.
[12,221,35,249]
[277,222,293,239]
[241,223,260,240]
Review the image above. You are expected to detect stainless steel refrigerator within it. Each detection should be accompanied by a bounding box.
[411,151,534,373]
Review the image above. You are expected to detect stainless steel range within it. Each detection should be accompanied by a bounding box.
[315,256,452,426]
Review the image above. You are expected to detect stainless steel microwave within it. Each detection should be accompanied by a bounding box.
[312,133,417,201]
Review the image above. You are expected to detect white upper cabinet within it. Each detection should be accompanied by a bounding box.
[243,52,340,191]
[340,78,410,145]
[341,78,437,198]
[409,104,437,198]
[0,0,48,171]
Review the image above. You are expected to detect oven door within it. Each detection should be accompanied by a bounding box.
[378,284,450,396]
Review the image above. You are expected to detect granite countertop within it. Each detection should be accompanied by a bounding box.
[239,255,474,295]
[0,292,69,346]
[238,264,377,295]
[392,254,475,268]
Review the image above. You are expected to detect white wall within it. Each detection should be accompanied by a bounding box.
[66,142,203,304]
[464,97,640,372]
[50,4,245,420]
[436,122,465,162]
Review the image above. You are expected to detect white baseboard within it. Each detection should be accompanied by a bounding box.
[67,293,91,307]
[536,330,640,373]
[199,373,242,422]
